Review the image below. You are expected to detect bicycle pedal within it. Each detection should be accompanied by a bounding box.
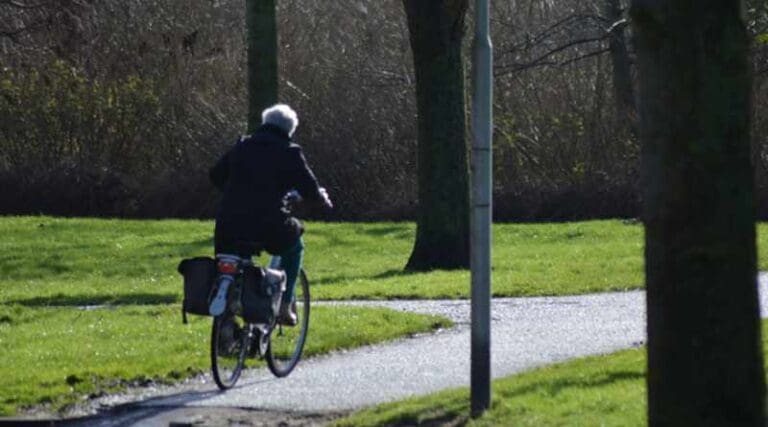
[247,327,269,358]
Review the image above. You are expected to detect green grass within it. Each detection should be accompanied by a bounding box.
[0,304,450,415]
[333,318,768,426]
[334,349,645,427]
[0,216,643,303]
[0,216,458,415]
[4,216,768,301]
[2,216,768,416]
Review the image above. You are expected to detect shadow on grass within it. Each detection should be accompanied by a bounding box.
[5,293,178,307]
[312,269,418,286]
[382,411,469,427]
[499,370,644,400]
[0,253,79,280]
[144,237,213,255]
[365,371,645,427]
[65,375,288,427]
[371,269,416,279]
[359,225,411,237]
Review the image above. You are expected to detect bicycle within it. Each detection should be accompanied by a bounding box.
[208,246,311,390]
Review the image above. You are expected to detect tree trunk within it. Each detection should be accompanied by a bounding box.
[403,0,470,271]
[631,1,766,425]
[246,0,278,133]
[605,0,636,124]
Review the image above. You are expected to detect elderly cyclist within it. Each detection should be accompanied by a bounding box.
[210,104,332,325]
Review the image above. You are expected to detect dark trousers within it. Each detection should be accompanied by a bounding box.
[214,217,303,256]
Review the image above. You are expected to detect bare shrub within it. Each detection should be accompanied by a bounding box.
[1,0,766,220]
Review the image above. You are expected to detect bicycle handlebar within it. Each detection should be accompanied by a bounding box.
[284,188,332,210]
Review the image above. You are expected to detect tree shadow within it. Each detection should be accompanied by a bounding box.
[500,370,644,400]
[0,253,76,279]
[5,293,178,308]
[67,376,285,426]
[372,269,416,280]
[374,371,645,426]
[311,269,418,285]
[144,237,213,254]
[359,224,412,237]
[311,275,356,286]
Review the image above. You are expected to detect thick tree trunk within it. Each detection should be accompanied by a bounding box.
[403,0,470,271]
[631,1,766,425]
[246,0,278,133]
[604,0,636,124]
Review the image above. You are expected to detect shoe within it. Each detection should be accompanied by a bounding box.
[209,278,231,316]
[248,325,269,358]
[277,301,298,326]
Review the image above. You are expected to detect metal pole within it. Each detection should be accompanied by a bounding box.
[470,0,493,418]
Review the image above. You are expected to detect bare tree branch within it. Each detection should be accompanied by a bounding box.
[497,35,607,74]
[559,47,611,66]
[0,0,50,9]
[503,13,605,53]
[0,18,47,41]
[606,18,628,34]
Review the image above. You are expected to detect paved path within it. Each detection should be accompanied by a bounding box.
[69,274,768,426]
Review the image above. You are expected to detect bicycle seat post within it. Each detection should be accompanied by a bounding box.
[268,255,281,269]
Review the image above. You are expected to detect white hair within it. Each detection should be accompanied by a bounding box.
[262,104,299,137]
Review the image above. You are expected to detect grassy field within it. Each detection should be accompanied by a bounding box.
[1,216,647,304]
[3,216,768,416]
[334,318,768,427]
[0,216,458,415]
[4,216,768,302]
[0,304,449,415]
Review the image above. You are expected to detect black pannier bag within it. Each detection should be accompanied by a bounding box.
[241,265,286,325]
[177,257,216,323]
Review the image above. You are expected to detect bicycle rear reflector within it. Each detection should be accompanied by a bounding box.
[217,261,238,274]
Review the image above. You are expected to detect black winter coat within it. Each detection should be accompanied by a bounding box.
[210,124,322,253]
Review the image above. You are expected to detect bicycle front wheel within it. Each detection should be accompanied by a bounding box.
[211,313,248,390]
[266,269,310,377]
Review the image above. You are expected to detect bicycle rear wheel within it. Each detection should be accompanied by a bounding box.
[211,313,248,390]
[266,269,310,377]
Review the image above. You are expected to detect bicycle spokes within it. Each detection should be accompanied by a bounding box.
[266,269,310,377]
[211,314,248,390]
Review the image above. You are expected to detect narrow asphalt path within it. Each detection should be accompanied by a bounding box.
[65,274,768,426]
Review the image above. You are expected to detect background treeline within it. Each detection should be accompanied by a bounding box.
[1,0,767,220]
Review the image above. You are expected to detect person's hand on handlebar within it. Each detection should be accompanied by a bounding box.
[284,188,333,212]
